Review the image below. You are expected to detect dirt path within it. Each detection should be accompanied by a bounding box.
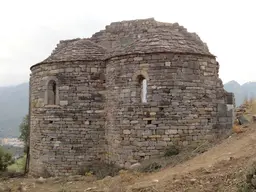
[133,125,256,184]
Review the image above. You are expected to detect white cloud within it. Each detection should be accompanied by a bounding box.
[0,0,255,86]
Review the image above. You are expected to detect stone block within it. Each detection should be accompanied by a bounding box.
[150,112,156,116]
[165,61,171,66]
[60,100,68,106]
[123,130,131,135]
[134,57,143,61]
[156,141,167,147]
[131,120,139,124]
[156,129,165,135]
[217,103,227,116]
[65,68,74,72]
[91,68,97,73]
[59,86,70,90]
[165,129,178,135]
[143,117,156,121]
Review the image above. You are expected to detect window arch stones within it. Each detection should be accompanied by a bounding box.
[133,71,149,103]
[45,77,59,105]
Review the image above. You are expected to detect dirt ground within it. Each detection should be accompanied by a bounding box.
[1,124,256,191]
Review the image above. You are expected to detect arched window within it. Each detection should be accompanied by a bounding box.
[47,80,57,105]
[137,75,147,103]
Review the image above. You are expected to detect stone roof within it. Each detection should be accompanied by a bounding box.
[99,18,212,57]
[42,38,106,63]
[110,32,211,57]
[34,18,214,67]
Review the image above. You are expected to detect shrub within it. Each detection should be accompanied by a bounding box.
[164,145,180,157]
[7,155,26,172]
[0,147,14,171]
[237,182,254,192]
[79,162,121,179]
[237,161,256,191]
[139,161,162,173]
[19,115,29,153]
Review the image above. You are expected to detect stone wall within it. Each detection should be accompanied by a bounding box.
[29,53,234,176]
[213,77,235,135]
[105,52,222,168]
[29,60,106,176]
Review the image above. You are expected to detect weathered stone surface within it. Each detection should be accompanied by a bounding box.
[36,177,46,184]
[28,18,234,177]
[59,100,68,106]
[129,163,141,170]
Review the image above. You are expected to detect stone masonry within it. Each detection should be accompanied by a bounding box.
[28,18,235,176]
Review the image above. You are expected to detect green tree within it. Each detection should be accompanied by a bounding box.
[19,115,29,152]
[0,147,13,171]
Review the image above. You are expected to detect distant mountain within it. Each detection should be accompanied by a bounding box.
[0,83,29,138]
[224,81,256,106]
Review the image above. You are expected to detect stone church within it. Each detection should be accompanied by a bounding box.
[28,18,235,176]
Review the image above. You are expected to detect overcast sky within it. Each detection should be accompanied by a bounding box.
[0,0,255,86]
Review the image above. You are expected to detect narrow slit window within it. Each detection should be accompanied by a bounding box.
[137,75,147,103]
[142,79,147,103]
[47,80,57,105]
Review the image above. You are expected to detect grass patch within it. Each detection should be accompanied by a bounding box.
[236,160,256,192]
[137,141,216,173]
[164,145,180,157]
[237,182,254,192]
[8,155,26,173]
[79,162,121,179]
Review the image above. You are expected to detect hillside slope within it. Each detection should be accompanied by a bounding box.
[2,124,256,191]
[0,83,29,138]
[139,128,254,191]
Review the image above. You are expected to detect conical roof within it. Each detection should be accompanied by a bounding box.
[31,18,214,70]
[108,23,212,57]
[42,38,106,63]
